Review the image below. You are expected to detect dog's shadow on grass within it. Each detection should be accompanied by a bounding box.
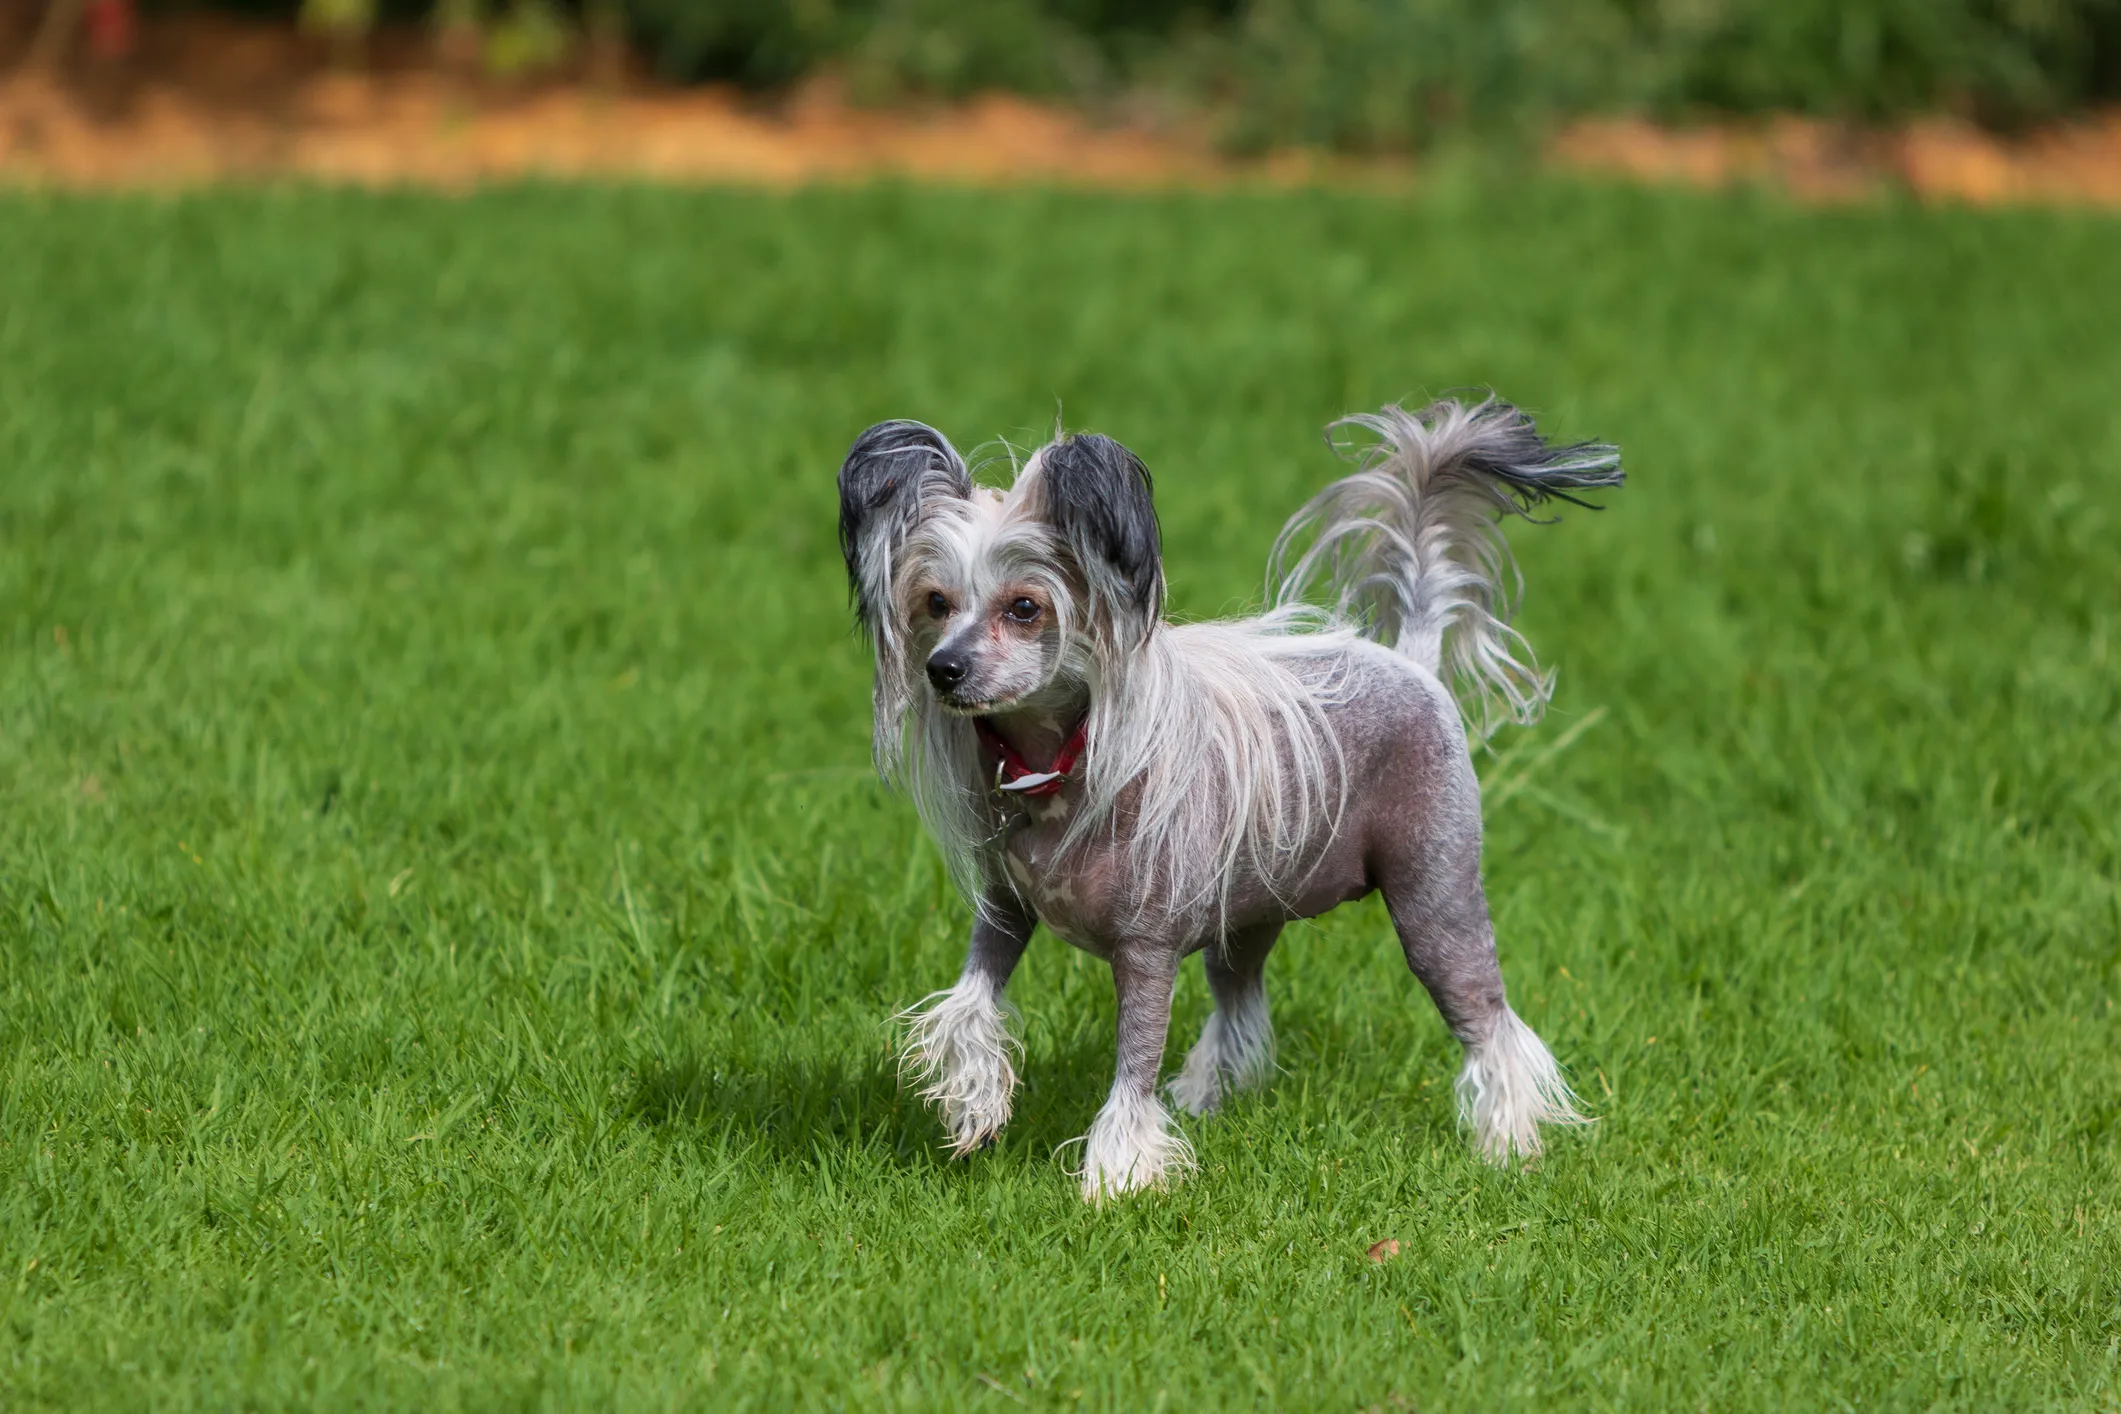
[624,1000,1447,1176]
[625,1033,1124,1172]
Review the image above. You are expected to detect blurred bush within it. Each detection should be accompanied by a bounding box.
[616,0,1232,95]
[1190,0,2121,151]
[81,0,2121,143]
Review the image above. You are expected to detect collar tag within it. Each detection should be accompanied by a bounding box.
[975,718,1088,799]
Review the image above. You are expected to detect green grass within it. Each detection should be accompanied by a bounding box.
[1,178,2118,1411]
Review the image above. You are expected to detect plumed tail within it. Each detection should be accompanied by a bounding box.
[1268,397,1621,734]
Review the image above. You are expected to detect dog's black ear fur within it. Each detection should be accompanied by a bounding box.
[837,420,970,626]
[1040,433,1164,624]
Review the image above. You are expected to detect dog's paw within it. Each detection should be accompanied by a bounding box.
[1167,1004,1276,1118]
[940,1105,1009,1157]
[1456,1006,1592,1167]
[1076,1089,1195,1203]
[897,979,1021,1156]
[1164,1063,1222,1118]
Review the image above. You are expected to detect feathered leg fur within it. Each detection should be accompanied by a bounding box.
[1168,924,1280,1116]
[1079,948,1195,1200]
[898,976,1019,1154]
[898,891,1035,1155]
[1456,1005,1588,1163]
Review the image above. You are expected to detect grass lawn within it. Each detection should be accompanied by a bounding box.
[2,177,2118,1411]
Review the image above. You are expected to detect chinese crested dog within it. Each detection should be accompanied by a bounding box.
[835,396,1623,1201]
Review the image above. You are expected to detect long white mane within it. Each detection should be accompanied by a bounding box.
[884,516,1361,935]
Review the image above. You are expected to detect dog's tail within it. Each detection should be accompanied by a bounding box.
[1268,397,1621,732]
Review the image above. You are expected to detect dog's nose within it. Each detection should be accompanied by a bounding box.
[926,651,969,692]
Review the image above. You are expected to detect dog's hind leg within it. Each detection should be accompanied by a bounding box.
[1380,831,1586,1165]
[900,889,1036,1156]
[1079,944,1195,1201]
[1167,923,1281,1117]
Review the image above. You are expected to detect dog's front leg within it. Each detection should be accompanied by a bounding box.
[1079,943,1194,1202]
[900,888,1035,1155]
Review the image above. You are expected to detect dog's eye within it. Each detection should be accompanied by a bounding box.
[926,592,950,619]
[1004,597,1041,624]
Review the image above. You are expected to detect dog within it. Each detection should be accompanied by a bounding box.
[835,396,1622,1201]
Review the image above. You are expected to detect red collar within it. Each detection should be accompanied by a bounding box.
[973,717,1088,798]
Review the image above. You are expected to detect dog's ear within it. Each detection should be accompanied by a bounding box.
[837,420,971,630]
[1038,433,1164,630]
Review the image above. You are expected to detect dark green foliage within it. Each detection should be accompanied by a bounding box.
[618,0,841,86]
[606,0,1239,96]
[1642,0,2110,119]
[2,181,2120,1408]
[612,0,2121,131]
[1194,0,2121,152]
[174,0,2121,144]
[1188,0,1635,152]
[591,0,2121,136]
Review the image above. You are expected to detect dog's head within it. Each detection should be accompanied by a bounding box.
[837,421,1163,743]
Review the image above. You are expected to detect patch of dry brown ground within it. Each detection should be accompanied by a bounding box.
[1557,112,2121,208]
[0,14,1287,188]
[4,14,2119,204]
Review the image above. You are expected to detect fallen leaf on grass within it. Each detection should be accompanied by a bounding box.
[1367,1239,1401,1262]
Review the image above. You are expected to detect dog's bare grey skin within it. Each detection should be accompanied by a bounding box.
[839,401,1623,1200]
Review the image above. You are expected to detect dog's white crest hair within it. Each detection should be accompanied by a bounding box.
[1270,397,1622,737]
